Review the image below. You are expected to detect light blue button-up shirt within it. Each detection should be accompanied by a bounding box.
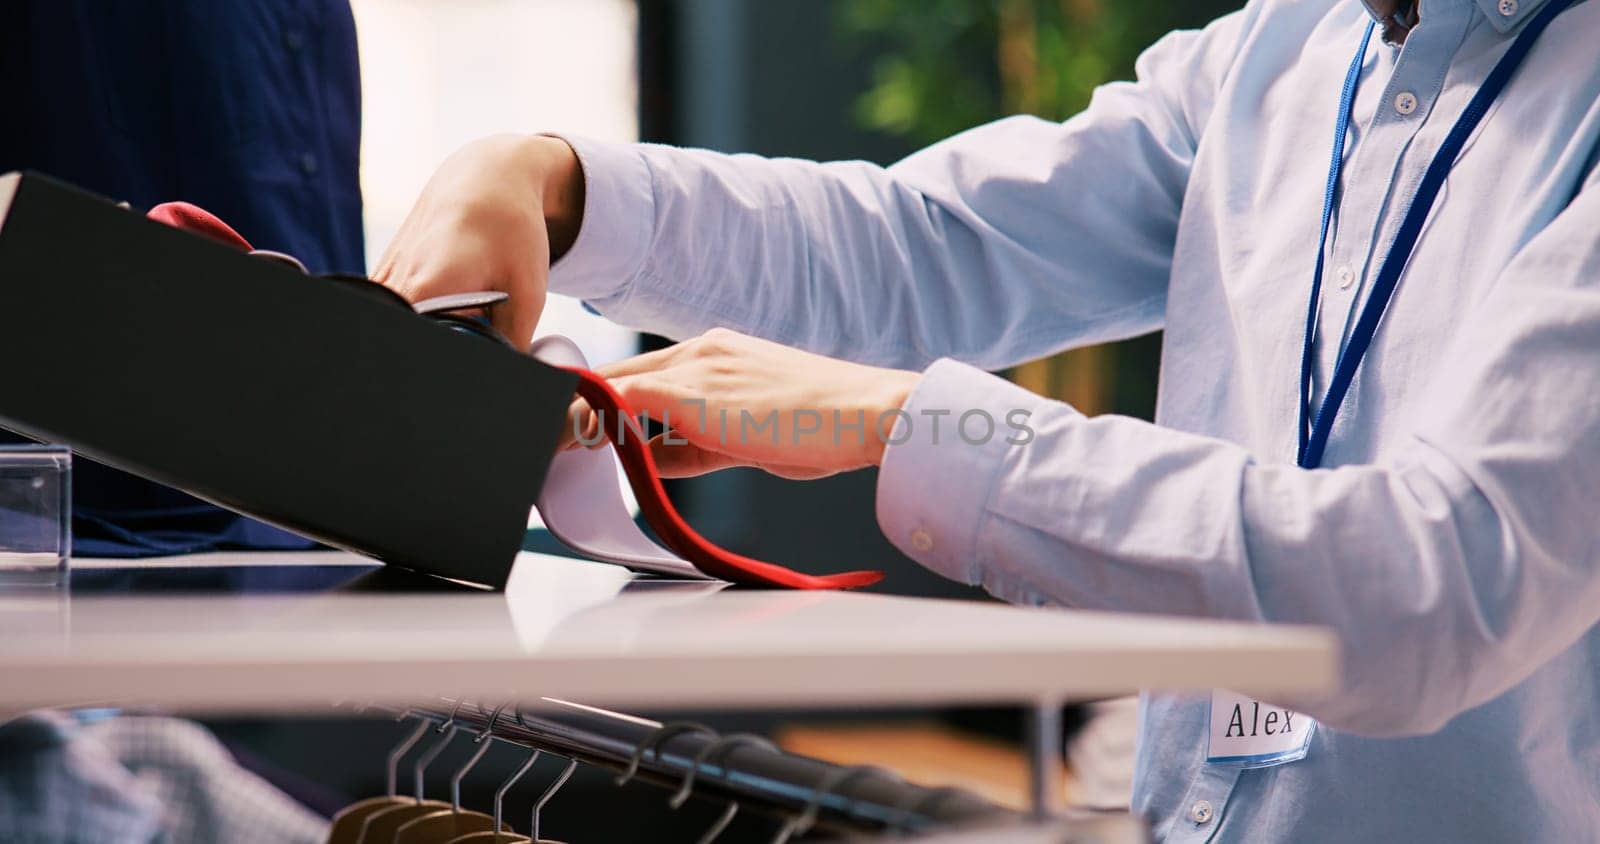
[548,0,1600,838]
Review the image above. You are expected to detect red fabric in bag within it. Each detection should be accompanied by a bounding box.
[148,202,254,252]
[566,368,882,589]
[147,201,884,589]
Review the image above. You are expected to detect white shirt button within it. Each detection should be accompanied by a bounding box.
[1336,264,1355,289]
[910,528,935,552]
[1394,91,1418,116]
[1191,800,1215,825]
[1498,0,1519,16]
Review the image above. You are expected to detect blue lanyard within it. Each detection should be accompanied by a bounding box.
[1296,0,1577,469]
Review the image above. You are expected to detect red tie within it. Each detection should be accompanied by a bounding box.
[566,367,881,589]
[147,201,885,590]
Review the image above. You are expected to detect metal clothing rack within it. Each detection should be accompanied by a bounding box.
[383,698,1017,840]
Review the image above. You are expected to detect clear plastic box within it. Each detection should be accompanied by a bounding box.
[0,445,71,587]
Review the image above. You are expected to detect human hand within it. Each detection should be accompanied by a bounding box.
[373,134,584,350]
[571,329,922,479]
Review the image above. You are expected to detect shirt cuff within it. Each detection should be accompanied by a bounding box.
[543,133,655,303]
[876,358,1055,585]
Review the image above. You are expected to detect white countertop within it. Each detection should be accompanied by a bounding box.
[0,551,1338,714]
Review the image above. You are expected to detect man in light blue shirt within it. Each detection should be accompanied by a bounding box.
[376,0,1600,838]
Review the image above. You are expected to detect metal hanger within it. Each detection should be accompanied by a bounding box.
[530,756,578,843]
[696,801,741,844]
[442,705,575,844]
[443,746,541,844]
[771,765,903,844]
[355,706,464,844]
[669,733,777,844]
[393,705,511,844]
[325,714,430,844]
[614,721,718,787]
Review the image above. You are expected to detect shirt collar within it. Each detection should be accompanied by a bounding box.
[1361,0,1557,38]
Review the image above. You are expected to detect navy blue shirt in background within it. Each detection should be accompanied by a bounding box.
[0,0,365,556]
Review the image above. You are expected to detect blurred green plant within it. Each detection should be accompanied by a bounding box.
[840,0,1239,146]
[837,0,1238,415]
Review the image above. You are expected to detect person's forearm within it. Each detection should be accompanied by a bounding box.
[546,115,1184,371]
[544,15,1253,370]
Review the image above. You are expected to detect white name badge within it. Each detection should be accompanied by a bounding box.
[1206,690,1315,768]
